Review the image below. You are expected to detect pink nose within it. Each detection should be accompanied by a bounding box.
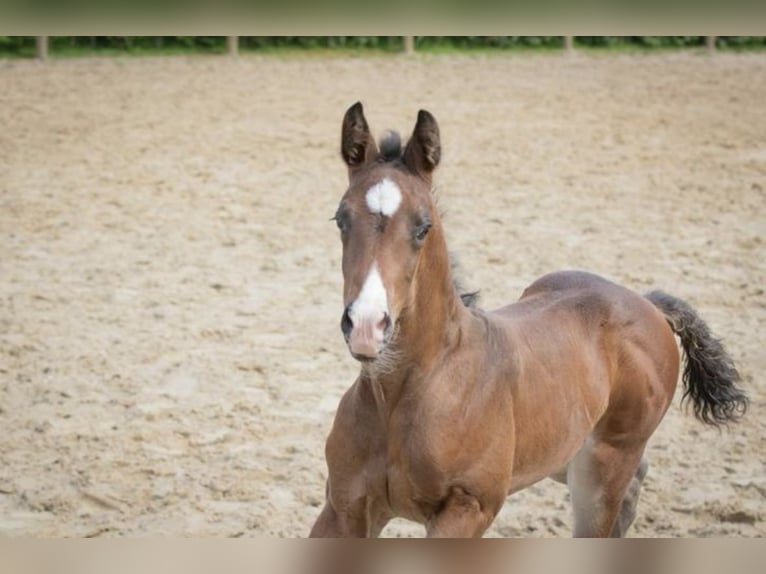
[346,312,391,359]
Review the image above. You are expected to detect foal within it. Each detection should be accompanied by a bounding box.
[310,102,748,538]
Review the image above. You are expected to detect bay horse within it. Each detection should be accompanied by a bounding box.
[309,102,748,537]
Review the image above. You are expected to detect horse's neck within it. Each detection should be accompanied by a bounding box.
[364,229,466,406]
[406,225,463,353]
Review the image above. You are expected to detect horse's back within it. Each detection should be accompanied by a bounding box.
[489,270,637,331]
[503,270,660,329]
[520,269,632,305]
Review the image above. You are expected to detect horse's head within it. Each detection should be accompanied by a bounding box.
[334,102,442,362]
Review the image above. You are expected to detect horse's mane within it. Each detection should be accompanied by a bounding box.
[450,252,480,308]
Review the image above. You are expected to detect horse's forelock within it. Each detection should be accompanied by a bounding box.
[378,131,402,162]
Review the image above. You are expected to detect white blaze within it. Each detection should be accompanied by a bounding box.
[365,178,402,217]
[349,263,388,323]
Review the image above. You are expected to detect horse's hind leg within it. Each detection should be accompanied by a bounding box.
[567,437,647,538]
[610,457,648,537]
[549,458,649,538]
[550,455,648,537]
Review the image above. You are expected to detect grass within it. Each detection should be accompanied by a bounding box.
[2,39,766,60]
[48,46,229,58]
[412,43,565,56]
[0,43,402,60]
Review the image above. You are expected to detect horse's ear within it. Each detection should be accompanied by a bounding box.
[404,109,441,177]
[341,102,378,171]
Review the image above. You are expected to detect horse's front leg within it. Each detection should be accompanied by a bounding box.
[310,480,391,537]
[309,484,368,537]
[310,379,390,537]
[426,487,496,538]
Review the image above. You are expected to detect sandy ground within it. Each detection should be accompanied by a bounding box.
[0,51,764,537]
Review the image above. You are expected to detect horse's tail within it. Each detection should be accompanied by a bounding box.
[645,290,748,426]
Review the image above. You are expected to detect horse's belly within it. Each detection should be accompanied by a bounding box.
[508,439,585,494]
[507,388,602,494]
[504,339,611,493]
[508,434,586,493]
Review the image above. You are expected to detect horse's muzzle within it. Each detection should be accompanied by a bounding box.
[341,306,392,360]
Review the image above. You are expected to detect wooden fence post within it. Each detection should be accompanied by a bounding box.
[36,36,48,60]
[403,36,415,54]
[227,36,239,56]
[564,36,574,54]
[706,36,716,52]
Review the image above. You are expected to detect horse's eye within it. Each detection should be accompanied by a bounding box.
[415,223,432,242]
[333,213,349,233]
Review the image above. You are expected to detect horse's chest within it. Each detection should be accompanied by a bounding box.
[382,420,480,523]
[384,450,443,523]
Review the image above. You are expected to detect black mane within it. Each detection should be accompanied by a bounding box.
[450,252,479,308]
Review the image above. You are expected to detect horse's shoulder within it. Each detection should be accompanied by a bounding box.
[327,377,384,455]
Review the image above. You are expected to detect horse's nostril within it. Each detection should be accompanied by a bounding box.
[378,313,392,335]
[341,306,353,339]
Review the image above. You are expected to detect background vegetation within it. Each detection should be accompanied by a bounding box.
[1,36,765,57]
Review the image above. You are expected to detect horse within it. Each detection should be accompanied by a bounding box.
[309,102,748,538]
